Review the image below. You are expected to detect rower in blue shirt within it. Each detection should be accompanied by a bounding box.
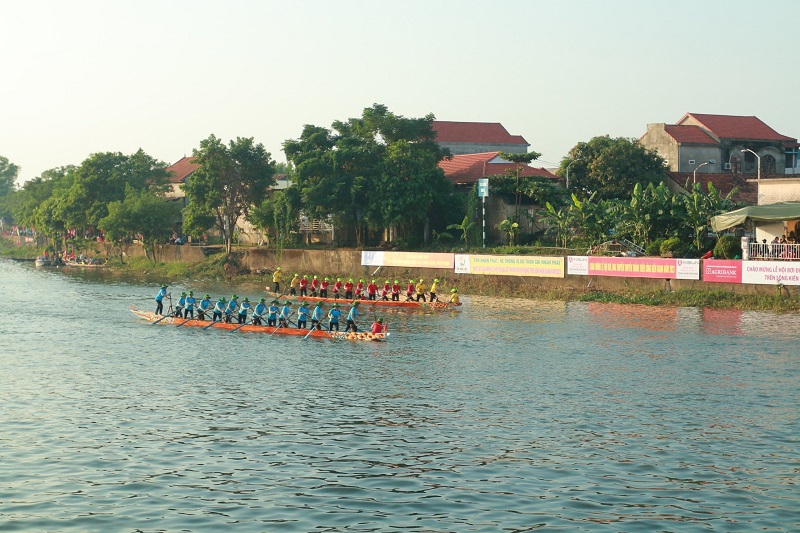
[345,301,360,332]
[185,291,196,319]
[311,301,324,330]
[198,294,212,321]
[175,292,187,318]
[155,284,168,315]
[328,303,342,331]
[237,297,251,324]
[225,295,239,323]
[297,301,310,329]
[267,299,280,327]
[213,297,226,322]
[279,300,292,328]
[252,298,268,325]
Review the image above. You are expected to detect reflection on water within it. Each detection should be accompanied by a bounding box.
[1,259,799,531]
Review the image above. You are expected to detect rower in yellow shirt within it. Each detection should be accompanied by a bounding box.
[449,288,460,306]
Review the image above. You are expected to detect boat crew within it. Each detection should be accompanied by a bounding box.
[289,274,300,296]
[449,288,460,305]
[198,294,212,320]
[391,280,401,301]
[415,279,427,302]
[320,277,330,298]
[405,280,415,301]
[366,280,378,301]
[271,267,282,293]
[185,291,196,319]
[344,279,354,299]
[237,297,251,324]
[267,299,280,327]
[328,303,342,331]
[213,297,226,322]
[355,279,365,299]
[333,278,343,299]
[175,292,187,318]
[429,279,439,302]
[297,301,310,329]
[345,301,360,332]
[252,298,267,325]
[279,300,292,328]
[311,301,324,330]
[224,295,239,323]
[298,274,309,297]
[371,317,385,334]
[155,284,168,315]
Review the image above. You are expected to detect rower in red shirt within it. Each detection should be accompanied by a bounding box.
[370,317,385,334]
[320,277,330,298]
[366,279,378,300]
[344,279,354,299]
[310,275,321,296]
[405,279,415,301]
[381,280,391,301]
[298,275,309,297]
[355,279,365,299]
[391,280,401,301]
[333,278,343,299]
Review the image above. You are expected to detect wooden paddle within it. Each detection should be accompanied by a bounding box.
[175,316,194,327]
[151,312,174,325]
[230,316,253,333]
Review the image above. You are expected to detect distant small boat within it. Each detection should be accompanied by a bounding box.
[34,256,53,267]
[65,259,108,268]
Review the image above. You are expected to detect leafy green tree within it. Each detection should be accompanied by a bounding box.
[447,214,475,246]
[99,186,181,260]
[183,135,276,255]
[284,104,449,246]
[539,202,575,248]
[497,218,520,246]
[682,180,738,252]
[497,151,542,221]
[557,136,666,201]
[11,167,74,242]
[0,156,20,197]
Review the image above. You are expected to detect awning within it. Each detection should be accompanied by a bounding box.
[710,202,800,232]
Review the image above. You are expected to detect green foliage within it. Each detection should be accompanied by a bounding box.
[99,186,181,258]
[447,215,475,246]
[646,239,664,256]
[659,237,682,255]
[183,135,276,254]
[714,235,739,259]
[557,136,666,201]
[284,104,449,246]
[497,151,543,221]
[497,218,520,246]
[0,155,20,197]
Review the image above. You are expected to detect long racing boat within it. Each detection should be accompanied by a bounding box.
[131,306,389,341]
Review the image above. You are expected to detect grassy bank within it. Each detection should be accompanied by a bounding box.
[4,244,800,312]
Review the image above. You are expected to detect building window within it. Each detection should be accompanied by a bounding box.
[731,156,741,174]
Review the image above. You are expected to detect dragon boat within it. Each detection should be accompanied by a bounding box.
[266,292,460,310]
[131,306,389,341]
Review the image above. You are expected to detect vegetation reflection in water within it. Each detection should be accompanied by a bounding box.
[0,259,798,532]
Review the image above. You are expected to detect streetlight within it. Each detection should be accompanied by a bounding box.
[693,160,713,184]
[565,157,582,189]
[741,149,761,180]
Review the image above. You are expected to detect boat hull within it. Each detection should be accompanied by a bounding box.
[131,306,387,341]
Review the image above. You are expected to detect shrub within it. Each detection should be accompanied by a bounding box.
[713,235,740,259]
[646,239,663,257]
[660,237,682,256]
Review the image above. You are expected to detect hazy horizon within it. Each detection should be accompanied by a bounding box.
[3,0,798,185]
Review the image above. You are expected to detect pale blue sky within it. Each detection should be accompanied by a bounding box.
[3,0,798,184]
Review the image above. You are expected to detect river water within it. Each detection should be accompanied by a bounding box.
[1,258,798,532]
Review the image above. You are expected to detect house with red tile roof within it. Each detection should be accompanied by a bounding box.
[165,156,199,202]
[641,113,799,177]
[438,152,560,242]
[432,121,529,155]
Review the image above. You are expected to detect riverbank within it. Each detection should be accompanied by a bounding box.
[4,239,800,311]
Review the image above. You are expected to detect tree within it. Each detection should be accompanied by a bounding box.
[557,136,666,201]
[497,151,542,221]
[539,202,576,249]
[682,180,738,252]
[183,135,276,255]
[284,104,449,246]
[0,155,20,197]
[447,214,475,246]
[99,186,181,260]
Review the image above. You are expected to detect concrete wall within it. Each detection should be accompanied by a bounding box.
[678,146,721,173]
[756,178,800,205]
[642,123,679,171]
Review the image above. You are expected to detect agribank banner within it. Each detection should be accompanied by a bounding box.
[742,260,800,285]
[361,251,454,269]
[454,254,564,277]
[703,260,743,283]
[568,256,700,280]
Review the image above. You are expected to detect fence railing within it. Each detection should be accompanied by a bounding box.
[748,242,800,260]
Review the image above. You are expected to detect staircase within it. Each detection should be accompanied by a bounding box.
[620,238,646,256]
